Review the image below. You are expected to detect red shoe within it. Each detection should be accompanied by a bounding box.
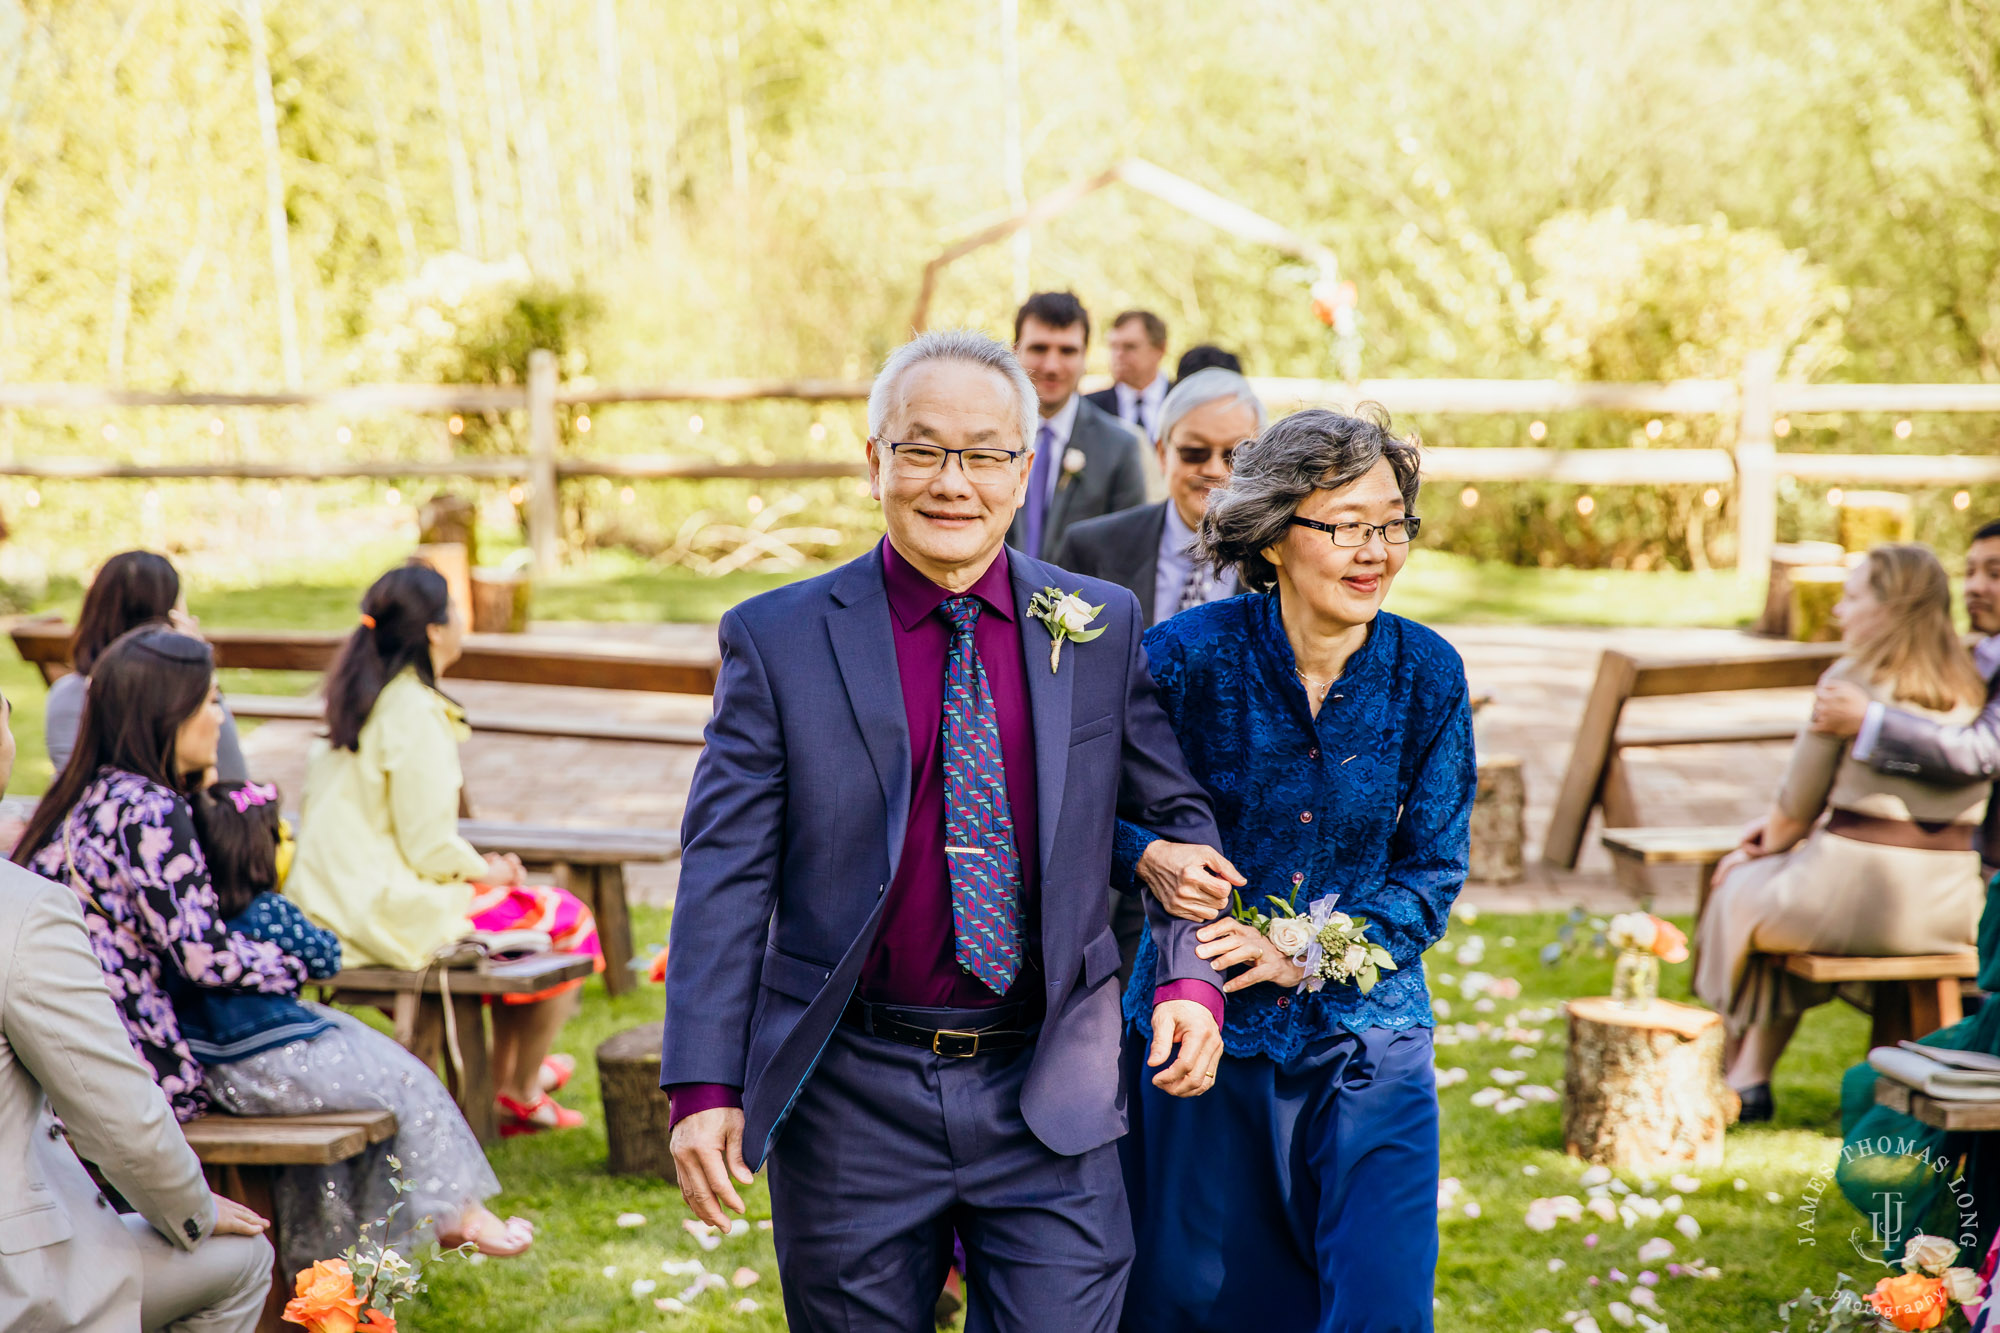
[538,1054,576,1094]
[496,1092,584,1137]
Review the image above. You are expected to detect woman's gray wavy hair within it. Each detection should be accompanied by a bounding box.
[867,329,1038,453]
[1200,407,1422,592]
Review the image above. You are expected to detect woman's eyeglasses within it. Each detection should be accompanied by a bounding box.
[1172,439,1253,469]
[874,440,1025,482]
[1288,516,1422,547]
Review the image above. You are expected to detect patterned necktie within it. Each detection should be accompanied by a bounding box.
[1132,395,1148,438]
[1022,422,1056,556]
[938,596,1024,994]
[1178,560,1209,614]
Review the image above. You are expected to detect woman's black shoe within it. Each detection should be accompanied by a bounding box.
[1735,1083,1773,1123]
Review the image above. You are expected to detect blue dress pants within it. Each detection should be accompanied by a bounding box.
[1119,1025,1440,1333]
[768,1005,1133,1333]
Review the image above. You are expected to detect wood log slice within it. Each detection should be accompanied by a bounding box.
[413,542,473,627]
[1563,997,1731,1173]
[598,1021,672,1178]
[1837,490,1914,553]
[1787,565,1850,643]
[1470,755,1525,884]
[470,569,531,633]
[1756,541,1845,638]
[419,492,479,568]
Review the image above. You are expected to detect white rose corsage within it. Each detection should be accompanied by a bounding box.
[1026,586,1105,672]
[1232,886,1397,994]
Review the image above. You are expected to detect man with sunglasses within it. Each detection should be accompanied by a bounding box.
[1053,368,1267,984]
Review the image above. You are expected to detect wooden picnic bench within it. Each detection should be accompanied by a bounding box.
[8,618,721,695]
[183,1108,399,1333]
[1545,643,1842,870]
[322,953,593,1144]
[1599,825,1742,922]
[1782,952,1978,1049]
[218,691,707,746]
[460,820,680,997]
[1874,1072,2000,1132]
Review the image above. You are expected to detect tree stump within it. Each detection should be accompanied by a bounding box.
[470,568,531,633]
[1837,490,1914,553]
[419,492,479,568]
[1563,997,1731,1172]
[1788,565,1849,642]
[1470,755,1525,884]
[598,1022,673,1178]
[413,542,473,626]
[1756,541,1845,637]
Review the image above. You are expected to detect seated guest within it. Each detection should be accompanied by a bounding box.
[285,563,600,1135]
[1174,344,1242,381]
[184,778,533,1266]
[0,688,276,1333]
[47,549,248,780]
[1086,309,1171,441]
[1006,291,1150,559]
[1054,368,1267,624]
[1694,544,1991,1121]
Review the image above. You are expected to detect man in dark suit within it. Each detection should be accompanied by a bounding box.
[1007,292,1149,561]
[1084,310,1170,441]
[1052,368,1267,985]
[1175,344,1242,380]
[1810,518,2000,873]
[663,329,1244,1332]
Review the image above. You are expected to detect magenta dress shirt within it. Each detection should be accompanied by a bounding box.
[669,539,1219,1125]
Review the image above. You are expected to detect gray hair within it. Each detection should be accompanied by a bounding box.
[867,329,1038,454]
[1157,368,1267,445]
[1200,407,1422,592]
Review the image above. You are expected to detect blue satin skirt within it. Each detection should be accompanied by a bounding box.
[1118,1025,1440,1333]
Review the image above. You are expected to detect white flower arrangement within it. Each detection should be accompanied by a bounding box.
[1231,886,1397,994]
[1026,586,1105,672]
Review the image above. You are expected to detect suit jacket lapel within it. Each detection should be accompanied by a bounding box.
[827,554,913,882]
[1012,559,1073,879]
[1130,504,1165,624]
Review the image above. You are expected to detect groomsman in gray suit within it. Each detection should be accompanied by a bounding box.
[1053,368,1267,983]
[1006,292,1150,560]
[1084,310,1171,442]
[0,690,276,1333]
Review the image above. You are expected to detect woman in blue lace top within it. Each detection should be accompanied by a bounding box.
[1115,408,1475,1332]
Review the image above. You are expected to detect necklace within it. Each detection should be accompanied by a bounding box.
[1294,665,1337,706]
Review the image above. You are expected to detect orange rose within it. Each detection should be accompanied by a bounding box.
[282,1258,362,1333]
[358,1311,396,1333]
[1869,1273,1949,1330]
[1650,918,1690,964]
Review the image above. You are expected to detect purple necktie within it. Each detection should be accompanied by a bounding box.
[938,596,1024,994]
[1022,422,1056,557]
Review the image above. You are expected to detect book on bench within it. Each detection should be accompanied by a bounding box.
[1899,1041,2000,1074]
[1871,1045,2000,1100]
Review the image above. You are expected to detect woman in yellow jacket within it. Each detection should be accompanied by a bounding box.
[286,564,599,1135]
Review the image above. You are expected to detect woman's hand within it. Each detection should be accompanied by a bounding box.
[1195,918,1308,994]
[482,852,525,887]
[1715,816,1772,882]
[1136,841,1247,921]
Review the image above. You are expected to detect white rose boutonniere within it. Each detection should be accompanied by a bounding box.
[1061,447,1087,482]
[1266,916,1315,959]
[1026,586,1106,672]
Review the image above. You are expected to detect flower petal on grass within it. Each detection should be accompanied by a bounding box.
[616,1213,646,1228]
[731,1268,760,1288]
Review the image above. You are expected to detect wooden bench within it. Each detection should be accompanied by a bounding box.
[323,953,594,1144]
[221,691,707,747]
[184,1109,398,1333]
[1874,1072,2000,1132]
[1600,825,1742,921]
[1545,644,1842,872]
[9,619,721,695]
[1782,952,1979,1049]
[460,820,680,997]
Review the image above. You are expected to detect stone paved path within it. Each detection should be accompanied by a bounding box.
[238,620,1816,918]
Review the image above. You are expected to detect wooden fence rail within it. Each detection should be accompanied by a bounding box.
[5,350,2000,573]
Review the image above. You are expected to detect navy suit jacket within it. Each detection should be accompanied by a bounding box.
[661,545,1221,1165]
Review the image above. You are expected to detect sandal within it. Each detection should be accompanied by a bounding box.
[538,1054,577,1094]
[496,1092,584,1137]
[441,1210,536,1258]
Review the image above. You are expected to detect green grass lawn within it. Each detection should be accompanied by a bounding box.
[397,907,1876,1333]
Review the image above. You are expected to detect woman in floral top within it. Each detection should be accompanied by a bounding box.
[14,626,302,1120]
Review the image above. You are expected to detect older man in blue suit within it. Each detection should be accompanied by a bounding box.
[662,329,1244,1332]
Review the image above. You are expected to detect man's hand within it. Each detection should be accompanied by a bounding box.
[1148,998,1224,1098]
[1811,679,1870,738]
[1196,918,1308,994]
[211,1195,270,1237]
[670,1107,754,1229]
[1136,841,1247,921]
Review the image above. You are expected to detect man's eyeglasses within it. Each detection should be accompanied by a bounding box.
[1173,439,1252,469]
[1288,516,1422,547]
[874,440,1025,482]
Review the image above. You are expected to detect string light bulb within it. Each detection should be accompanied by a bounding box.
[1895,419,1913,439]
[576,415,591,433]
[1955,491,1973,511]
[385,488,401,506]
[1459,486,1479,509]
[1645,419,1664,439]
[688,414,704,434]
[1828,488,1844,506]
[620,486,636,505]
[810,422,828,442]
[1576,495,1596,517]
[1703,488,1721,508]
[508,485,525,505]
[1774,417,1792,437]
[336,426,352,445]
[1528,421,1547,441]
[448,415,465,436]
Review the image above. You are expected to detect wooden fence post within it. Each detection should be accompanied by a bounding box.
[1734,349,1780,584]
[527,349,560,572]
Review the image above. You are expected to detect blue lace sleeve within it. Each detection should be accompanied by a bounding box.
[1370,680,1476,968]
[237,893,344,980]
[1111,623,1188,888]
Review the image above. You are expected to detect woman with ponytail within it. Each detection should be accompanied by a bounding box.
[285,563,600,1135]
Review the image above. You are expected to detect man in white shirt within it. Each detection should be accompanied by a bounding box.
[1005,292,1149,560]
[1811,520,2000,872]
[1085,311,1171,441]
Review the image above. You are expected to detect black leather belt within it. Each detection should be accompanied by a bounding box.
[841,997,1032,1058]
